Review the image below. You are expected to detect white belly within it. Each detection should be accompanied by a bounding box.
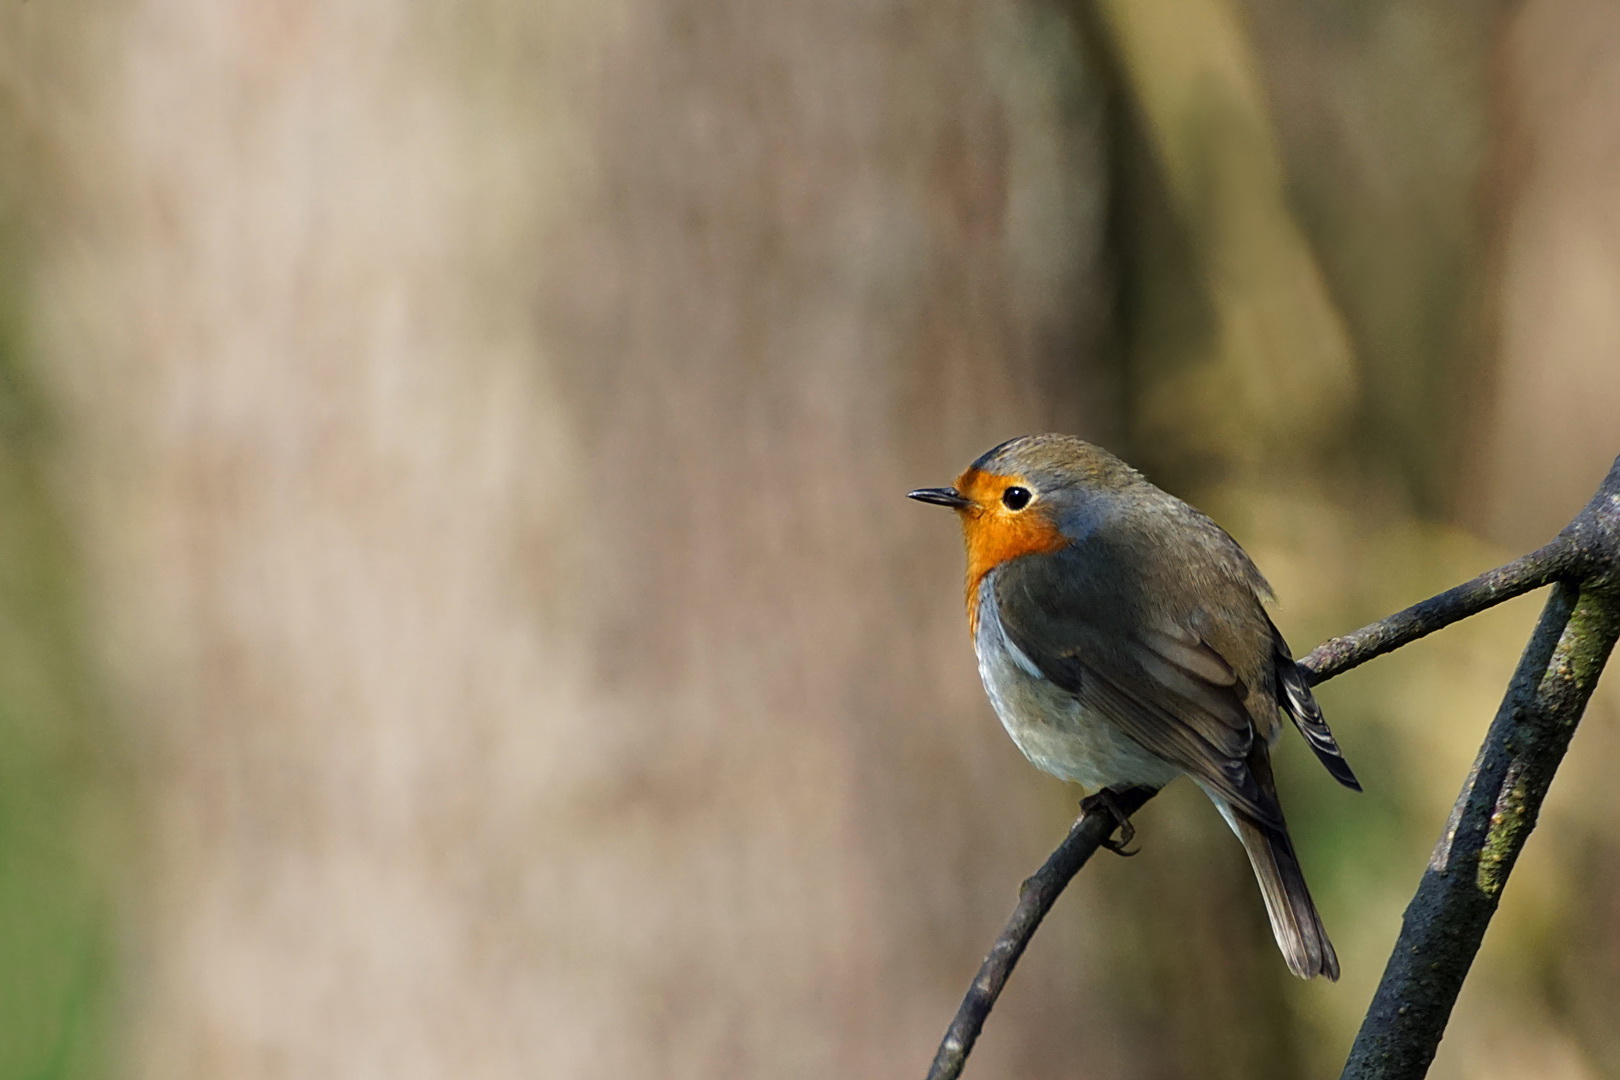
[974,585,1180,793]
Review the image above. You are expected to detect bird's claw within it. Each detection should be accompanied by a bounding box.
[1081,789,1140,857]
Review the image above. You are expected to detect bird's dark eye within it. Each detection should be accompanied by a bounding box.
[1001,486,1032,511]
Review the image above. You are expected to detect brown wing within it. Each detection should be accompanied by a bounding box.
[991,548,1283,828]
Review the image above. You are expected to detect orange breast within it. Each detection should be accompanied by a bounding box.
[955,467,1069,633]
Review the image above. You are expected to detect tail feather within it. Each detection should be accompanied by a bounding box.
[1232,811,1340,980]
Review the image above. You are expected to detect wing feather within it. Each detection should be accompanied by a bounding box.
[1268,617,1361,791]
[988,510,1358,820]
[1068,656,1281,827]
[989,529,1296,826]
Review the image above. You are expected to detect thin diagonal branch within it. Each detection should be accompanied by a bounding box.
[1299,542,1575,685]
[1302,454,1620,688]
[924,786,1156,1080]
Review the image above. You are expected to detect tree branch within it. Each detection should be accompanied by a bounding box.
[1338,581,1620,1079]
[925,786,1156,1080]
[1338,455,1620,1080]
[1298,543,1575,685]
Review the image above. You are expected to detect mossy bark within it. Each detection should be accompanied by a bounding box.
[1340,579,1620,1079]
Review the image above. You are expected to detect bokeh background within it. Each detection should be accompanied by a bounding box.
[1,0,1618,1077]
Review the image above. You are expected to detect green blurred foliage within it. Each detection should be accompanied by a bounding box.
[0,49,126,1078]
[0,233,123,1079]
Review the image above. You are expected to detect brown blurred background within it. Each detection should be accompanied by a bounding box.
[1,0,1618,1077]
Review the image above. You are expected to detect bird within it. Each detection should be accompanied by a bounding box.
[908,434,1359,980]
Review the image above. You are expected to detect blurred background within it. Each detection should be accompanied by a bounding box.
[0,0,1617,1077]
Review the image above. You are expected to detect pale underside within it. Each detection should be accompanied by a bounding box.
[973,579,1182,792]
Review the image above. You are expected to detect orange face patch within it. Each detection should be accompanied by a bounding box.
[954,467,1068,632]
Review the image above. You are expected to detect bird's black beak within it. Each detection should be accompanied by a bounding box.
[907,487,971,509]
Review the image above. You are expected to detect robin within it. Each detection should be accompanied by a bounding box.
[909,434,1358,980]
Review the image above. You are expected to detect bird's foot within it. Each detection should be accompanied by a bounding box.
[1080,788,1140,857]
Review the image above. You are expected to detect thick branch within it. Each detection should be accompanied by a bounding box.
[1339,453,1620,1080]
[1339,582,1620,1078]
[925,786,1156,1080]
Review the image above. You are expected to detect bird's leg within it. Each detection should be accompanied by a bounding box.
[1080,787,1141,856]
